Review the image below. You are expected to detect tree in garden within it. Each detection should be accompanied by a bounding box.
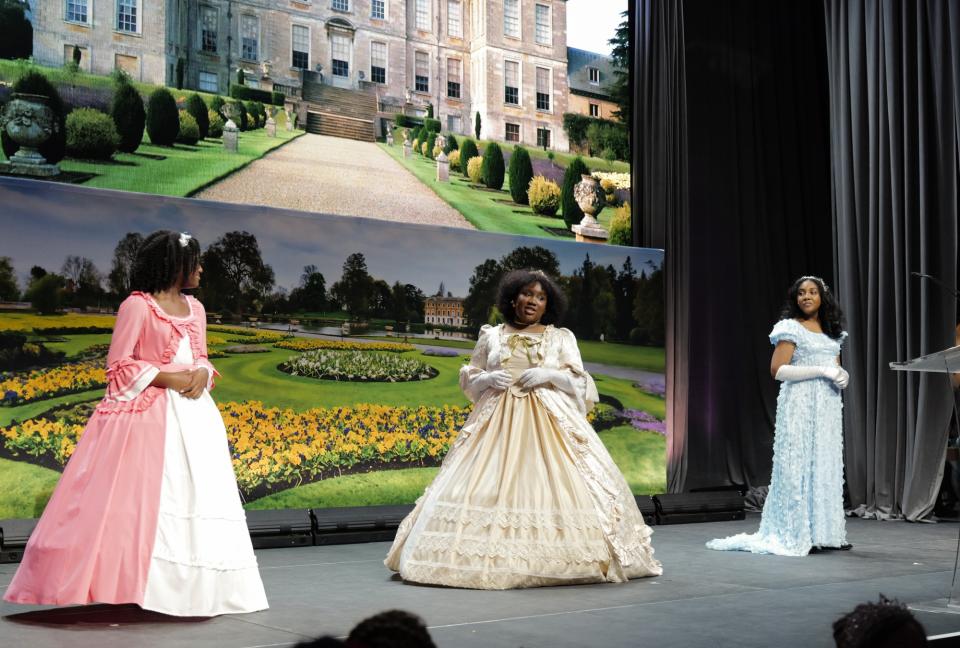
[146,88,179,146]
[443,134,458,155]
[561,156,591,228]
[632,265,665,346]
[26,274,64,314]
[185,93,210,139]
[481,141,504,190]
[404,284,426,321]
[111,78,146,153]
[474,111,481,139]
[501,246,560,277]
[108,232,144,297]
[1,71,66,163]
[0,257,18,301]
[201,231,275,315]
[61,255,103,308]
[290,265,327,312]
[608,10,631,129]
[507,145,534,205]
[390,281,409,325]
[458,138,479,175]
[0,0,32,61]
[330,252,374,320]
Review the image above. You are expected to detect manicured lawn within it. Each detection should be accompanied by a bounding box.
[597,425,667,494]
[380,141,570,237]
[0,457,61,518]
[43,333,113,358]
[594,374,665,419]
[0,391,101,427]
[245,467,439,509]
[56,129,302,197]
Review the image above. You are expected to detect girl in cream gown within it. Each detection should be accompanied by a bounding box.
[385,269,661,589]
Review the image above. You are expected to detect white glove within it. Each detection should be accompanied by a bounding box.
[775,364,849,389]
[517,368,574,394]
[475,369,512,393]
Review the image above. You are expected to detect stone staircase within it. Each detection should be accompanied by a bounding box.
[302,82,377,142]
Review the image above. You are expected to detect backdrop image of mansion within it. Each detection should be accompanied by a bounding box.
[30,0,619,150]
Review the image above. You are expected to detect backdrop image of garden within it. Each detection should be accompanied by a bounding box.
[0,177,664,519]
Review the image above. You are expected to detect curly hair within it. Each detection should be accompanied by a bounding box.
[129,230,201,294]
[832,595,926,648]
[496,268,567,326]
[779,275,846,340]
[346,609,436,648]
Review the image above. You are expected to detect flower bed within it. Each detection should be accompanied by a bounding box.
[282,350,437,382]
[274,339,414,353]
[227,331,290,344]
[206,335,228,346]
[422,348,460,357]
[1,361,106,405]
[0,314,116,334]
[224,344,269,354]
[592,171,631,190]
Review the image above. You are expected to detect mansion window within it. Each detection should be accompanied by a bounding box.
[241,15,259,61]
[331,34,350,77]
[588,67,600,84]
[503,0,520,39]
[292,25,309,69]
[198,71,218,92]
[536,127,551,148]
[589,102,599,117]
[117,0,138,33]
[200,6,217,53]
[415,51,429,92]
[371,0,385,20]
[535,4,551,46]
[447,58,461,99]
[504,60,519,105]
[371,41,387,84]
[332,0,349,12]
[505,122,520,142]
[416,0,430,31]
[447,0,462,38]
[535,67,550,111]
[447,115,461,133]
[66,0,89,24]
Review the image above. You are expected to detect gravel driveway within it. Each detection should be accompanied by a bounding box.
[194,133,473,229]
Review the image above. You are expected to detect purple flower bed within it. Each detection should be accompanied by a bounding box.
[422,348,460,357]
[621,409,666,436]
[634,379,666,397]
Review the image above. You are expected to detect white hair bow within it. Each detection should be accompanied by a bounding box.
[179,232,192,248]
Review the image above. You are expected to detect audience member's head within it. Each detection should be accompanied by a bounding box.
[293,637,345,648]
[346,609,436,648]
[833,595,927,648]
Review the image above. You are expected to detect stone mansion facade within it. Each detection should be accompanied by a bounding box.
[32,0,573,150]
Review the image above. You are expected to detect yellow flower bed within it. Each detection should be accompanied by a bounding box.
[0,313,116,333]
[2,417,83,464]
[274,339,415,353]
[220,401,470,491]
[206,335,228,346]
[0,361,106,405]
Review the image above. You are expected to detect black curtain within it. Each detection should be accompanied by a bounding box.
[824,0,960,520]
[676,0,836,490]
[632,0,691,491]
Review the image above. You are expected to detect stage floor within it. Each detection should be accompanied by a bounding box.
[2,515,959,647]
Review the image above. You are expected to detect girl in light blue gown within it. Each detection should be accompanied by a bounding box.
[707,276,850,556]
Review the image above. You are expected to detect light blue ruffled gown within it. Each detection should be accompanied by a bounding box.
[707,318,847,556]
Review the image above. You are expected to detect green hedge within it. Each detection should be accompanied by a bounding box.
[229,84,284,106]
[424,117,441,132]
[395,114,422,128]
[562,113,624,150]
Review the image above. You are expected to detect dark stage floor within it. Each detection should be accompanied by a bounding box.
[2,515,960,647]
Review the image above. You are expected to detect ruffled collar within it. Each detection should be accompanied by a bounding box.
[133,291,195,325]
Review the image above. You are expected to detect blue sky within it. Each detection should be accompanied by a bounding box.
[0,178,661,298]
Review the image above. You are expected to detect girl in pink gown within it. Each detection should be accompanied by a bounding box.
[4,230,268,616]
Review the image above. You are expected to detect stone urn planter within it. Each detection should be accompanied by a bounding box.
[0,93,60,177]
[571,174,608,243]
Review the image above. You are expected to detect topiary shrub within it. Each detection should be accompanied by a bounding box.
[227,100,248,130]
[448,149,461,172]
[1,71,67,164]
[176,110,200,144]
[110,79,145,153]
[146,87,179,146]
[245,100,261,128]
[424,117,441,132]
[420,141,429,156]
[411,137,420,154]
[66,108,120,160]
[608,203,632,245]
[443,133,458,154]
[527,176,561,216]
[561,156,591,228]
[507,145,534,204]
[481,141,504,190]
[474,111,481,139]
[210,95,226,119]
[467,156,484,184]
[425,133,437,159]
[185,93,209,139]
[207,110,224,138]
[458,138,478,175]
[0,1,32,60]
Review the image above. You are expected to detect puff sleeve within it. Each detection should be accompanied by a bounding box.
[556,328,599,415]
[769,319,801,347]
[104,296,160,401]
[458,325,492,403]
